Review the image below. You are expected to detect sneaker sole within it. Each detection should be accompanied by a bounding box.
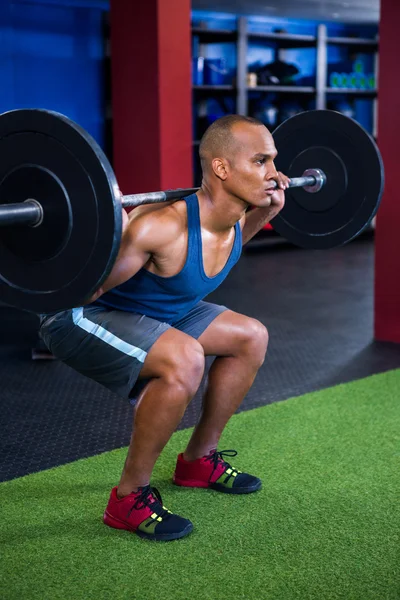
[103,511,193,541]
[173,478,262,494]
[210,481,262,494]
[137,522,193,542]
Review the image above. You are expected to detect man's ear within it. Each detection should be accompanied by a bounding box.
[212,158,228,181]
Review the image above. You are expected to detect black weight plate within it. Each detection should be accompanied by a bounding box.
[271,110,384,249]
[0,109,122,313]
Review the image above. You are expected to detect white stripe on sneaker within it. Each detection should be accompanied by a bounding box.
[72,307,147,363]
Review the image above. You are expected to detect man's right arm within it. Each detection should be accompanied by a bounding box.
[84,209,152,304]
[84,203,182,304]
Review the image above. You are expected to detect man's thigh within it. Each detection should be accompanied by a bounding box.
[39,305,170,399]
[172,300,261,357]
[172,301,228,341]
[196,309,267,357]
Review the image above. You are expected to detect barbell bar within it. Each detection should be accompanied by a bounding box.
[0,170,327,229]
[0,108,384,314]
[122,168,326,206]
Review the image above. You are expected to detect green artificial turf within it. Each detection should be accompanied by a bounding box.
[1,370,399,600]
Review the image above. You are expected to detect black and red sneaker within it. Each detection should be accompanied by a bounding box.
[103,485,193,541]
[173,449,262,494]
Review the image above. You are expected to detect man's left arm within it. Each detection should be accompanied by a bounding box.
[241,172,290,245]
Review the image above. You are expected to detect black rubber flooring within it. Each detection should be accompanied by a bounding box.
[2,234,400,482]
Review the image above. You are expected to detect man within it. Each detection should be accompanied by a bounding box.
[40,115,289,541]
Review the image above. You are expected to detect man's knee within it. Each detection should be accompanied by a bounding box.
[239,318,269,367]
[163,339,205,397]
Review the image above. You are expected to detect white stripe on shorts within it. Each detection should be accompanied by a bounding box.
[72,307,148,363]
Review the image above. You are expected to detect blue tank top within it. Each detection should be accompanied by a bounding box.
[95,193,242,324]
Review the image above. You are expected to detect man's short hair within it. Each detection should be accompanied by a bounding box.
[199,114,264,166]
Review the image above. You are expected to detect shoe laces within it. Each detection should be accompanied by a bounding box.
[130,485,171,520]
[204,449,239,483]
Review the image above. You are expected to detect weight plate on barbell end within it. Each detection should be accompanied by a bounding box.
[0,109,122,313]
[271,110,385,249]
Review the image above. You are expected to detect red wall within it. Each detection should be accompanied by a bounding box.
[110,0,192,195]
[374,0,400,342]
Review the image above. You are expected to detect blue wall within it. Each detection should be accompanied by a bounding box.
[0,0,108,147]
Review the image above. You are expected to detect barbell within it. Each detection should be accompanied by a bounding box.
[0,170,326,227]
[0,108,384,314]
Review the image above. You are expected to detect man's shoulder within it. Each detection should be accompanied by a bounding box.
[128,198,188,230]
[127,199,188,251]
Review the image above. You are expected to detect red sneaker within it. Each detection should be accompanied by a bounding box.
[173,449,262,494]
[103,485,193,541]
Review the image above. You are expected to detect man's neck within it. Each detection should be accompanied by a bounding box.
[197,184,247,234]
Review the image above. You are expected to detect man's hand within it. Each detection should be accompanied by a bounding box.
[270,171,290,211]
[241,172,290,245]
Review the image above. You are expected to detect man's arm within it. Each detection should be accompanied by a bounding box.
[241,172,290,246]
[84,205,181,304]
[84,209,150,303]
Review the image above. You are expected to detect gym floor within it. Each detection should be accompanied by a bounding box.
[2,231,400,483]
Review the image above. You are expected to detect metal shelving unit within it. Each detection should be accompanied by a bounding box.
[248,31,317,48]
[249,85,316,93]
[192,18,379,139]
[193,85,236,92]
[327,36,378,47]
[317,24,379,135]
[326,87,377,96]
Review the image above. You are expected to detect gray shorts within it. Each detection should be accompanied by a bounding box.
[39,301,227,400]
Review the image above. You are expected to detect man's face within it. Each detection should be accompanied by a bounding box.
[223,123,279,207]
